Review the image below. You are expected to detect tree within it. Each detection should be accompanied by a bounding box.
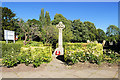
[1,7,17,40]
[43,25,58,44]
[18,19,41,45]
[45,11,51,26]
[52,14,73,42]
[106,25,119,42]
[27,19,42,41]
[39,8,45,27]
[97,28,106,42]
[72,19,90,42]
[84,21,98,41]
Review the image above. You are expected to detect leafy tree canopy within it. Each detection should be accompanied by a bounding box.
[97,28,106,42]
[106,25,119,42]
[72,19,90,42]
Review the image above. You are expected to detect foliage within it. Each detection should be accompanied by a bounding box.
[25,41,43,47]
[2,43,23,67]
[43,25,58,44]
[18,19,41,45]
[84,21,98,41]
[103,49,120,64]
[2,41,52,68]
[64,43,103,65]
[45,11,51,26]
[1,7,119,45]
[1,7,17,40]
[39,8,45,27]
[52,14,73,42]
[19,46,52,67]
[97,29,106,42]
[72,19,90,42]
[106,25,119,42]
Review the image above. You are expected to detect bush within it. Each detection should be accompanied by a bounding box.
[64,42,103,65]
[1,41,52,68]
[16,41,43,47]
[19,46,52,67]
[25,41,43,47]
[103,49,120,64]
[2,43,23,67]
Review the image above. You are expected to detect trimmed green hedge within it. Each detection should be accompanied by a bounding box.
[64,42,103,65]
[16,41,43,47]
[2,43,23,67]
[1,41,52,68]
[18,46,52,67]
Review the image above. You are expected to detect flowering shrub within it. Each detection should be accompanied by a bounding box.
[64,43,103,65]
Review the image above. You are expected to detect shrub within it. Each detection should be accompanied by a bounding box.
[25,41,43,47]
[64,42,103,65]
[103,49,120,64]
[1,41,52,68]
[18,46,52,68]
[2,43,23,67]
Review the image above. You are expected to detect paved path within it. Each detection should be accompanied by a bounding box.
[2,56,119,78]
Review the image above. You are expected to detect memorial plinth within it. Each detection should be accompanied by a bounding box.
[53,22,65,56]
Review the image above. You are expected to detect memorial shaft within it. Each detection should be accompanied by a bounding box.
[58,28,63,48]
[53,22,65,56]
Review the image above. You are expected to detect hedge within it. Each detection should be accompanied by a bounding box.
[103,49,120,64]
[1,41,52,68]
[2,43,23,67]
[18,46,52,67]
[64,42,103,65]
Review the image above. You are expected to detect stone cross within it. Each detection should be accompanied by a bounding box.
[56,22,65,49]
[53,22,65,56]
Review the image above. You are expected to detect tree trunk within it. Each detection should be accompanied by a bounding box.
[24,33,27,45]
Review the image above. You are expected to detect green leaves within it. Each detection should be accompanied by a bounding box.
[72,19,90,42]
[103,49,120,64]
[2,42,52,68]
[45,11,51,26]
[19,46,52,68]
[64,42,120,65]
[97,29,106,42]
[2,43,22,67]
[64,43,103,65]
[106,25,120,42]
[52,14,73,42]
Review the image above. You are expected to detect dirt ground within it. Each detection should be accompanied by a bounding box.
[1,56,119,78]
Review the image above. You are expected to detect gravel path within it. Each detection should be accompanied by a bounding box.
[1,56,119,78]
